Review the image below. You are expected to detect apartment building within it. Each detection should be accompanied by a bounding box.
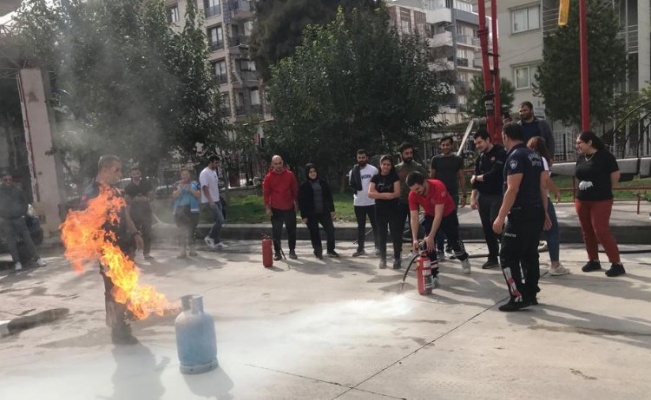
[495,0,651,117]
[167,0,267,123]
[388,0,483,124]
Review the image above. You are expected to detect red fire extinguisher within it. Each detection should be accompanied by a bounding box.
[262,235,273,268]
[416,250,434,295]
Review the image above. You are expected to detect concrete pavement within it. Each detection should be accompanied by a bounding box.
[1,241,651,399]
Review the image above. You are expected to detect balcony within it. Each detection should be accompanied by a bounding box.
[209,40,224,52]
[234,104,262,118]
[231,0,253,20]
[429,31,452,48]
[229,34,250,47]
[456,57,469,67]
[205,5,222,19]
[618,25,638,54]
[456,81,470,93]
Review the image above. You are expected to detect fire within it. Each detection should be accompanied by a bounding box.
[60,185,169,320]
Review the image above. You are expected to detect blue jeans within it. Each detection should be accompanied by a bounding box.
[543,200,560,262]
[202,202,224,243]
[436,194,459,251]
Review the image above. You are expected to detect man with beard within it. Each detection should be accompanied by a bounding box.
[430,136,466,260]
[518,101,555,157]
[395,142,428,243]
[80,155,144,344]
[470,130,507,269]
[124,166,154,260]
[349,149,378,257]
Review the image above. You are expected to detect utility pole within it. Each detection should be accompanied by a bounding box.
[477,0,502,143]
[579,0,591,131]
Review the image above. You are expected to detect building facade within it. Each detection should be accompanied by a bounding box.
[388,0,483,124]
[167,0,268,124]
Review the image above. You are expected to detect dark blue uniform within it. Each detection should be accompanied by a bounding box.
[500,143,545,304]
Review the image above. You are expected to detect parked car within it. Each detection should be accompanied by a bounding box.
[0,205,45,262]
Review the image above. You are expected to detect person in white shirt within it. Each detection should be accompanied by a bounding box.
[199,155,226,250]
[349,149,378,257]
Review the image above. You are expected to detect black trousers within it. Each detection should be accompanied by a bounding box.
[499,207,545,302]
[131,212,152,255]
[100,241,134,332]
[306,212,336,254]
[174,208,200,249]
[422,212,469,275]
[376,206,403,261]
[478,193,503,260]
[271,208,297,253]
[354,205,377,251]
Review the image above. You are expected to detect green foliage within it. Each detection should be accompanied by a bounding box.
[267,8,454,189]
[13,0,227,181]
[534,0,628,126]
[250,0,380,81]
[466,75,515,118]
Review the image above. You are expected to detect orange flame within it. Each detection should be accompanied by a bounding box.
[60,185,169,320]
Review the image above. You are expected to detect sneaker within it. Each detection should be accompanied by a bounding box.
[352,249,366,257]
[445,247,456,260]
[215,242,225,250]
[392,259,402,270]
[498,300,531,312]
[605,263,626,277]
[581,260,602,272]
[14,262,23,271]
[481,259,499,270]
[204,236,216,248]
[549,264,570,276]
[326,250,339,258]
[436,250,446,262]
[461,258,471,274]
[314,251,323,260]
[288,251,298,260]
[144,254,154,260]
[378,259,387,269]
[274,253,282,261]
[538,241,548,252]
[432,275,440,288]
[35,258,47,267]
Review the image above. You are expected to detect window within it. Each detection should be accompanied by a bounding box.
[514,65,537,89]
[512,5,540,33]
[250,88,260,105]
[240,59,256,72]
[221,92,231,115]
[244,21,253,36]
[214,60,227,84]
[401,20,411,34]
[205,0,221,18]
[208,25,223,50]
[169,6,180,23]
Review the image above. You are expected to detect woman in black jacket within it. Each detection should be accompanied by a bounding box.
[298,163,338,259]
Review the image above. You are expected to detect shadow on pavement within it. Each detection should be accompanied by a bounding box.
[109,343,169,400]
[182,365,235,400]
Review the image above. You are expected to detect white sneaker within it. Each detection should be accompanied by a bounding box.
[35,258,47,267]
[432,275,440,288]
[204,236,216,248]
[550,264,570,276]
[436,250,446,262]
[461,258,471,274]
[14,262,23,271]
[215,242,227,250]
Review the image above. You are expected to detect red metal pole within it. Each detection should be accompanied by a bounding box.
[579,0,590,131]
[490,0,502,137]
[477,0,498,143]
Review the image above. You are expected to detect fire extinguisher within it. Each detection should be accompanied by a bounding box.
[262,235,273,268]
[416,250,434,295]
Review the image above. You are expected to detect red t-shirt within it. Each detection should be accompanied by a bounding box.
[408,179,455,217]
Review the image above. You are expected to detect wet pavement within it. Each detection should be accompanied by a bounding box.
[1,241,650,399]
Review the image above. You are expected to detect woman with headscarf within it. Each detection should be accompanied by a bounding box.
[298,163,338,259]
[368,155,403,269]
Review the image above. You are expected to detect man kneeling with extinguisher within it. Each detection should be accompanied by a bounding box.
[406,172,472,288]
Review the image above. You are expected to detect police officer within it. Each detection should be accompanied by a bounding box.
[470,130,507,269]
[80,155,144,344]
[492,123,551,312]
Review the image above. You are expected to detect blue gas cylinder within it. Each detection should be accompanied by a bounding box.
[175,295,218,374]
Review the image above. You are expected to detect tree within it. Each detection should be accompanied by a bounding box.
[466,75,515,118]
[534,0,628,126]
[267,8,454,189]
[13,0,227,184]
[250,0,379,81]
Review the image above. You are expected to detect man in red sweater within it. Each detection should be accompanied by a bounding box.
[263,155,299,260]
